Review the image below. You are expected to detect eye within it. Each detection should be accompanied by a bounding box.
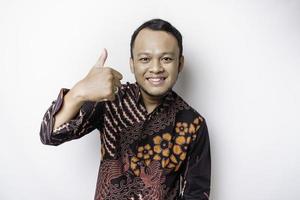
[162,57,173,62]
[139,57,150,63]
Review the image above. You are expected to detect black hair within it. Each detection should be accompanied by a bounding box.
[130,18,183,59]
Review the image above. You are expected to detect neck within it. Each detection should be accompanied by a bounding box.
[140,90,163,114]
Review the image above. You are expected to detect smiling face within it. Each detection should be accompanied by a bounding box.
[130,28,184,100]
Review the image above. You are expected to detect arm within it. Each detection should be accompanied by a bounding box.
[39,88,104,146]
[39,49,122,146]
[180,119,211,200]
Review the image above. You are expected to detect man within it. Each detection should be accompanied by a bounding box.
[40,18,211,200]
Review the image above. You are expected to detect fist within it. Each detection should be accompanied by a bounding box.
[73,48,123,102]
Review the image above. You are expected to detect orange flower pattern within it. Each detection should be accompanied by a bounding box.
[130,144,154,176]
[129,117,204,175]
[175,122,189,135]
[130,156,143,176]
[152,132,173,168]
[137,144,153,166]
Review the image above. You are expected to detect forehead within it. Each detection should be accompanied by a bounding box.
[133,28,179,55]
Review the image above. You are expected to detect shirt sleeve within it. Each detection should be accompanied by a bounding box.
[179,119,211,200]
[39,88,105,146]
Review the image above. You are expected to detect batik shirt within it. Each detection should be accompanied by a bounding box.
[40,82,211,200]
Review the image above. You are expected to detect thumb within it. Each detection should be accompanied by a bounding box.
[95,48,108,68]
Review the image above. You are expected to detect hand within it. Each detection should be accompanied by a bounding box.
[72,48,123,102]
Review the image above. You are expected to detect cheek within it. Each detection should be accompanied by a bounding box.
[135,63,148,72]
[167,65,179,77]
[133,65,147,77]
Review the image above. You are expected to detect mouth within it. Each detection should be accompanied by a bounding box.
[146,77,166,86]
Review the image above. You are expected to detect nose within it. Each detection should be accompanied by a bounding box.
[149,59,164,73]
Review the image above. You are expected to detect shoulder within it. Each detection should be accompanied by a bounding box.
[171,92,209,156]
[171,91,208,143]
[172,91,206,125]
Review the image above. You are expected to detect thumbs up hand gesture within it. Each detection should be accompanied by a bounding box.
[72,48,123,102]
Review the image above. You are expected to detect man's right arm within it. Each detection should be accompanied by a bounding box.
[39,49,122,146]
[39,87,104,146]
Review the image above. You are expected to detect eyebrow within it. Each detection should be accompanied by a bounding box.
[137,52,176,56]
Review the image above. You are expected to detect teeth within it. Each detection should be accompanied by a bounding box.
[149,78,162,81]
[147,77,165,85]
[148,78,164,81]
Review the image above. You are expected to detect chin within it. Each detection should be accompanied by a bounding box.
[141,86,171,98]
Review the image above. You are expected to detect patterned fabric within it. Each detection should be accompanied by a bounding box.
[39,82,211,200]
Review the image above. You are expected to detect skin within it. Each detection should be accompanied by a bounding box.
[130,28,184,113]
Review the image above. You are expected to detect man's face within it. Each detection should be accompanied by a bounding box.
[130,28,184,99]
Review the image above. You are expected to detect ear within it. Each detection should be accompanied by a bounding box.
[178,55,184,73]
[130,57,134,73]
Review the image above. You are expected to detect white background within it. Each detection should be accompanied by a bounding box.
[0,0,299,199]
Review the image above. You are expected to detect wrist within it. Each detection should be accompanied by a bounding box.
[67,82,86,106]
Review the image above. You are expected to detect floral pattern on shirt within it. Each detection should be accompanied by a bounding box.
[129,117,206,177]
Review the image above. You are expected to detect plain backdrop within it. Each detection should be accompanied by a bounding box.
[0,0,299,199]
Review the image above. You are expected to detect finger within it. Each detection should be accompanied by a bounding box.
[111,69,123,80]
[95,48,108,68]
